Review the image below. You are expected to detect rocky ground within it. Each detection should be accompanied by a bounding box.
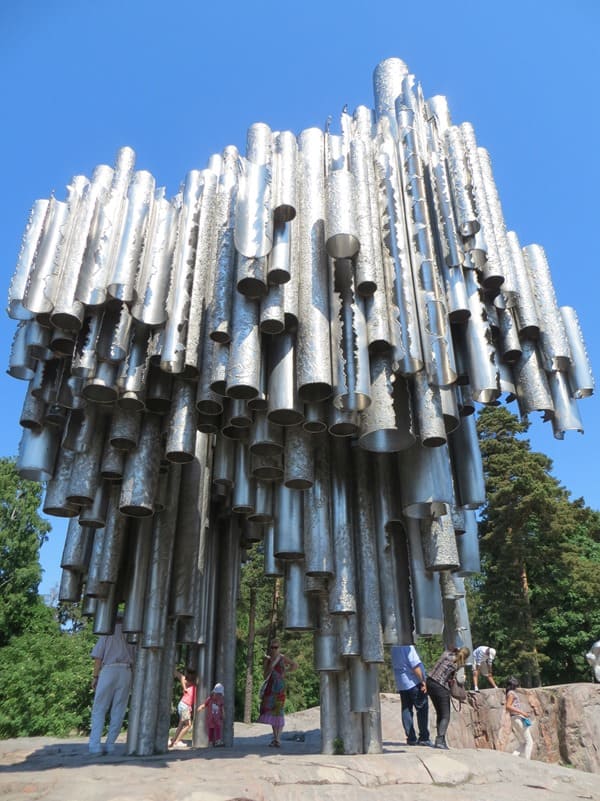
[1,691,599,801]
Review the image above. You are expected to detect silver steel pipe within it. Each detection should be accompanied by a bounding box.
[284,560,315,630]
[405,516,443,636]
[107,170,155,303]
[207,146,240,342]
[142,466,181,647]
[226,289,261,399]
[119,412,162,517]
[284,424,314,489]
[61,519,94,573]
[420,513,460,571]
[296,128,333,401]
[374,116,423,374]
[506,231,540,338]
[267,330,303,425]
[512,339,553,417]
[447,412,486,509]
[273,130,297,225]
[330,258,371,412]
[8,198,50,320]
[164,379,197,462]
[213,519,241,748]
[352,446,384,663]
[43,447,78,517]
[263,521,284,577]
[186,169,219,377]
[524,244,572,372]
[398,441,453,519]
[328,437,357,615]
[22,199,68,319]
[122,518,153,633]
[77,146,136,308]
[274,482,303,560]
[131,192,177,325]
[54,166,114,330]
[79,480,110,529]
[303,433,334,577]
[161,170,204,373]
[560,306,594,398]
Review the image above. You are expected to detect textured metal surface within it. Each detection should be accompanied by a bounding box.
[5,54,593,756]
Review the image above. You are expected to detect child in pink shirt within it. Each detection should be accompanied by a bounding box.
[169,669,197,748]
[197,683,225,746]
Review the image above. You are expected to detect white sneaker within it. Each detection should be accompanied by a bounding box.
[174,741,188,749]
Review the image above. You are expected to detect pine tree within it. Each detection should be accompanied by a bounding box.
[0,458,50,646]
[473,407,600,686]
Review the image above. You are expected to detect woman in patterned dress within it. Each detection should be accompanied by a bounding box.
[258,639,298,747]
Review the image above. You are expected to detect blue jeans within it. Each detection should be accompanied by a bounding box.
[399,685,430,742]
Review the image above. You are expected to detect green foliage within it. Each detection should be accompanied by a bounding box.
[0,601,96,737]
[0,458,50,646]
[473,407,600,687]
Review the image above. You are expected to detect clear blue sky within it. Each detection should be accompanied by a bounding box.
[1,0,598,596]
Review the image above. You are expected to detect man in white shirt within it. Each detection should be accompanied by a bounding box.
[89,615,136,755]
[391,645,432,746]
[472,645,497,691]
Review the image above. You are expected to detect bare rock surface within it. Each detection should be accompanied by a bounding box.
[1,688,599,801]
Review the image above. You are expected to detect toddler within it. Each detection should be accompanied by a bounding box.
[197,682,225,746]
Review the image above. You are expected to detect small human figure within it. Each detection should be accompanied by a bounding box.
[505,676,533,759]
[197,682,225,746]
[472,645,497,691]
[585,641,600,682]
[258,638,298,747]
[88,614,135,755]
[391,644,432,746]
[425,646,470,750]
[168,668,197,748]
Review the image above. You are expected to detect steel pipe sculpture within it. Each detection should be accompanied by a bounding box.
[6,57,593,756]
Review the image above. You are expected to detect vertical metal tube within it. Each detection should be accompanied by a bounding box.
[164,379,198,462]
[142,466,181,647]
[214,518,241,747]
[119,412,162,517]
[122,518,153,633]
[405,516,443,636]
[284,424,314,489]
[296,128,332,401]
[352,446,384,662]
[107,170,155,303]
[303,433,334,577]
[448,412,486,509]
[161,171,204,373]
[207,146,239,342]
[284,560,315,630]
[336,668,363,754]
[77,146,136,308]
[267,330,303,425]
[560,306,594,398]
[328,437,356,615]
[61,519,94,573]
[22,199,67,318]
[55,168,115,329]
[274,482,304,559]
[226,289,261,399]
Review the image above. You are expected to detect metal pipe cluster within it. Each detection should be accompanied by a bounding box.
[6,57,593,755]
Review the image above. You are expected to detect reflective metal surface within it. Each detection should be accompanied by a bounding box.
[5,56,593,757]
